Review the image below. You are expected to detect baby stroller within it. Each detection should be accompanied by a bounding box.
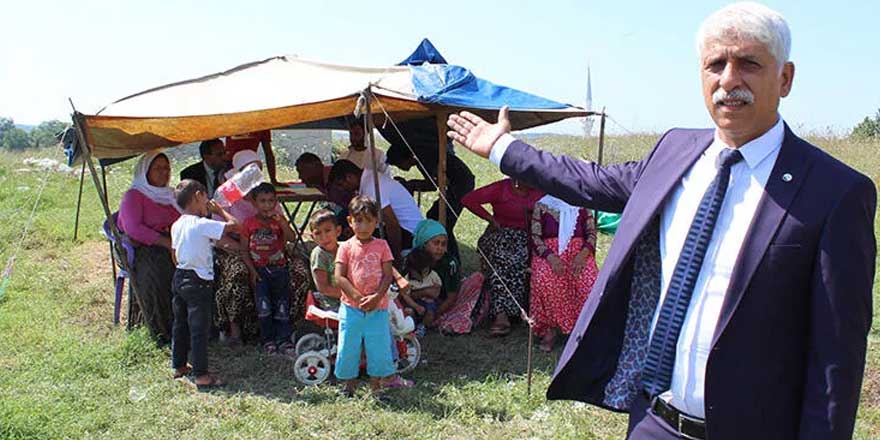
[293,285,421,385]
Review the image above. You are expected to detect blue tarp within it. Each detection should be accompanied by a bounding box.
[399,38,448,65]
[401,38,573,111]
[409,64,571,110]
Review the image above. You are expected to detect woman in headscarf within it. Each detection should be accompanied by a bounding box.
[529,195,599,352]
[117,150,181,341]
[214,150,311,345]
[409,220,461,325]
[461,178,544,337]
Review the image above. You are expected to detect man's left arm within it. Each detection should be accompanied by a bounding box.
[382,206,404,264]
[800,175,877,439]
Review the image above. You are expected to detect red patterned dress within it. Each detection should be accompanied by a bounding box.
[529,201,599,337]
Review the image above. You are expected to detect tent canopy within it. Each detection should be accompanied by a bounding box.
[74,41,591,162]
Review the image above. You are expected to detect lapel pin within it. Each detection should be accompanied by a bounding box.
[782,173,793,182]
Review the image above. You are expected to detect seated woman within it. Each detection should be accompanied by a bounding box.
[117,150,181,341]
[461,178,543,337]
[529,195,599,352]
[214,150,310,345]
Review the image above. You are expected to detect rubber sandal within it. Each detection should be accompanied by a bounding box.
[173,365,192,379]
[278,341,296,357]
[489,323,511,337]
[383,375,414,389]
[194,375,226,390]
[262,342,278,354]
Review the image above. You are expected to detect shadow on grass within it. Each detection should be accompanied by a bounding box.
[197,320,565,421]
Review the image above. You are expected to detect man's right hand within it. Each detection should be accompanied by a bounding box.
[447,106,511,158]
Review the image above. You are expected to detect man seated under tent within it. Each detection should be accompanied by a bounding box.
[225,130,280,184]
[179,139,227,198]
[328,159,423,265]
[339,119,391,176]
[295,152,353,224]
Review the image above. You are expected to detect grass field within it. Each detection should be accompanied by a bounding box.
[0,132,877,439]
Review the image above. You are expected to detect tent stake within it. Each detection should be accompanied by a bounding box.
[597,107,607,166]
[527,323,534,396]
[73,161,86,241]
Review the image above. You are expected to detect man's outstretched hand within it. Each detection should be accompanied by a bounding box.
[447,106,511,158]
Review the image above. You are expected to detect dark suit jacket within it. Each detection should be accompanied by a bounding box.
[500,127,876,440]
[180,161,224,196]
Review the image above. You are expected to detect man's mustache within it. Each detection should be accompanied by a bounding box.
[713,88,755,105]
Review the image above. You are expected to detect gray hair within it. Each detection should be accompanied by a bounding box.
[697,2,791,67]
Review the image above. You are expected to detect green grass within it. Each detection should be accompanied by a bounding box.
[0,133,877,439]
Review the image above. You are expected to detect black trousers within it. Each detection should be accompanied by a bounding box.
[171,269,214,377]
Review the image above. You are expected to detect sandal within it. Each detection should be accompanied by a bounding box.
[489,322,511,337]
[172,364,192,379]
[278,341,296,357]
[194,374,226,390]
[539,331,557,352]
[262,342,278,354]
[383,375,415,389]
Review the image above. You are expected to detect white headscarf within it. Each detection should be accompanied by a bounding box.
[225,149,262,180]
[538,194,581,254]
[131,149,181,211]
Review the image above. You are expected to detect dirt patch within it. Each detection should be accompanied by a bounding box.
[862,365,880,408]
[64,241,129,335]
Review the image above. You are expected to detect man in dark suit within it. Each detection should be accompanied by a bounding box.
[447,3,876,439]
[180,139,226,198]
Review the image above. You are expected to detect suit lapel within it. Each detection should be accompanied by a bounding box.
[603,130,713,276]
[711,126,815,345]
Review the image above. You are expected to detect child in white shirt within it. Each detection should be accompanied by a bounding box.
[170,179,238,388]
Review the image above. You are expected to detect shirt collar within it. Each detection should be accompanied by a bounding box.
[203,161,216,177]
[712,115,784,169]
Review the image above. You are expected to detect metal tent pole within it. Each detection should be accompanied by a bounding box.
[73,160,86,240]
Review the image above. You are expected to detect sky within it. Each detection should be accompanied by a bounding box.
[1,0,878,136]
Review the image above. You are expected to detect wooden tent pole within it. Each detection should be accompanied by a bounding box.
[436,112,448,228]
[363,88,384,231]
[73,160,86,241]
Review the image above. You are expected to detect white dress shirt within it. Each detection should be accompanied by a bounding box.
[490,118,785,418]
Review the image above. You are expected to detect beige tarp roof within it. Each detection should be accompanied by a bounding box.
[80,55,589,159]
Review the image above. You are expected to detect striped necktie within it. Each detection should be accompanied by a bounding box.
[641,147,743,397]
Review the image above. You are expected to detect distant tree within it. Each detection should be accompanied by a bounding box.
[29,120,69,148]
[0,117,14,135]
[851,109,880,139]
[0,116,33,150]
[1,128,32,150]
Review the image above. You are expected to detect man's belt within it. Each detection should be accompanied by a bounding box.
[644,391,707,440]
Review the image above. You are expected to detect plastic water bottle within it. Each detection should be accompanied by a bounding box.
[213,163,264,207]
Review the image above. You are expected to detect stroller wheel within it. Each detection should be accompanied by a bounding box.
[295,333,326,357]
[396,334,421,375]
[293,351,331,386]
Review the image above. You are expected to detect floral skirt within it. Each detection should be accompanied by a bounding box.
[477,227,530,318]
[214,243,310,341]
[529,237,598,337]
[434,272,485,334]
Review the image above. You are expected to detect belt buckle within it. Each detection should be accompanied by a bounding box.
[678,412,704,440]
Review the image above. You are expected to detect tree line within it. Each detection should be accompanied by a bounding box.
[0,117,69,150]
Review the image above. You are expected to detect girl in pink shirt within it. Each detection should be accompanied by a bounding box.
[334,196,412,396]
